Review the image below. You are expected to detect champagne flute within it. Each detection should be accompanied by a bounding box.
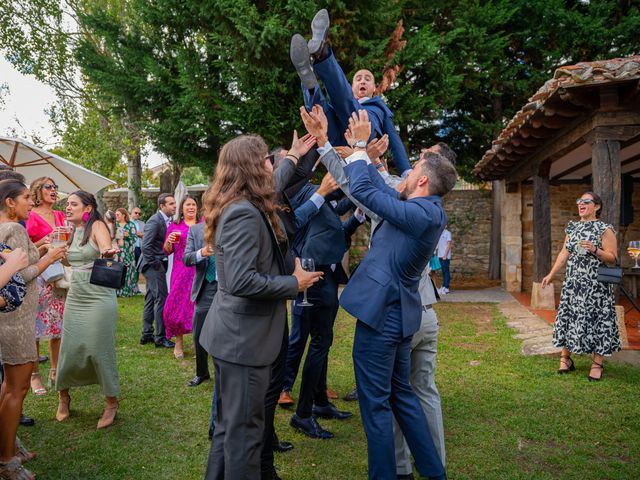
[298,258,315,307]
[628,241,640,269]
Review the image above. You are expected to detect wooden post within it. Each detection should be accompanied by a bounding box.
[488,180,502,280]
[531,163,555,309]
[532,164,552,282]
[590,139,621,232]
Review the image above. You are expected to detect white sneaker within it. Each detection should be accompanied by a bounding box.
[443,287,450,294]
[437,287,446,295]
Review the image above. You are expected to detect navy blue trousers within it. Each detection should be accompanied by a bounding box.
[353,305,445,480]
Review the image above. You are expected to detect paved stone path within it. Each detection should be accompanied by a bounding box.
[441,288,561,356]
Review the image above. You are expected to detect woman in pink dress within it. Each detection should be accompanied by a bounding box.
[163,195,199,359]
[25,177,67,395]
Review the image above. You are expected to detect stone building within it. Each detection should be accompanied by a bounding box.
[473,56,640,297]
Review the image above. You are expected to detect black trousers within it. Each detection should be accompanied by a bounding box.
[141,265,168,341]
[295,303,338,418]
[193,281,217,378]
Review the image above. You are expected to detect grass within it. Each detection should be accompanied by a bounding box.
[20,297,640,479]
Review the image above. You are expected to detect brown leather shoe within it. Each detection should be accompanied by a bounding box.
[278,391,294,407]
[326,389,338,400]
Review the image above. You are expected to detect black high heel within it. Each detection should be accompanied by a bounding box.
[588,360,604,382]
[557,355,575,374]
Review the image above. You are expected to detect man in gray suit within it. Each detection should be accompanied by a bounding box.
[183,222,215,386]
[199,134,322,480]
[139,193,177,348]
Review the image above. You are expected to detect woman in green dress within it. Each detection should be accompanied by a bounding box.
[115,208,139,297]
[55,191,121,429]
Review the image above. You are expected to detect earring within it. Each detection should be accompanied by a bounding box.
[8,207,17,220]
[82,212,90,223]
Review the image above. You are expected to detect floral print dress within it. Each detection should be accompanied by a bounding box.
[552,220,622,356]
[116,221,140,297]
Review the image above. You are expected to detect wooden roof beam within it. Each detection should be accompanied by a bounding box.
[505,111,640,183]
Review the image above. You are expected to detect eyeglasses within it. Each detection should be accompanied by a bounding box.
[42,184,59,191]
[576,198,594,205]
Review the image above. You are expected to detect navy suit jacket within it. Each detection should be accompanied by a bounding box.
[339,159,446,337]
[307,49,412,174]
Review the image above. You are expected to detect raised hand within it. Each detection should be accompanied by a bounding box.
[345,109,371,146]
[288,130,317,160]
[299,105,329,145]
[367,134,389,160]
[334,146,355,159]
[317,173,339,197]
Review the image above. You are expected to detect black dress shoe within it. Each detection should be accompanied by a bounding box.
[397,474,414,480]
[343,387,358,401]
[188,375,210,387]
[155,339,175,348]
[140,336,154,345]
[290,34,317,90]
[19,414,35,427]
[273,441,294,453]
[308,9,330,63]
[312,402,353,420]
[290,413,334,439]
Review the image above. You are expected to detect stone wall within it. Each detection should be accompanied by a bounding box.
[349,189,493,279]
[521,182,640,292]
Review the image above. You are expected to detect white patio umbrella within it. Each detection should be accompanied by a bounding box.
[0,137,116,194]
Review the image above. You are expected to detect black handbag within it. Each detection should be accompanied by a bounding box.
[90,257,127,289]
[596,264,623,285]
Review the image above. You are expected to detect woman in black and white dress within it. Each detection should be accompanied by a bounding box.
[542,191,621,381]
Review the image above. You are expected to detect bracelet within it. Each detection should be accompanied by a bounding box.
[374,163,384,170]
[286,154,299,162]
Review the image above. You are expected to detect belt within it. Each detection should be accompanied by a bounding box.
[422,305,433,311]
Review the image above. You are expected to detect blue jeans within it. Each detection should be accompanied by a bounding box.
[439,258,450,289]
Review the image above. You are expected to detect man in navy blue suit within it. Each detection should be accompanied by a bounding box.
[301,107,457,480]
[285,174,363,439]
[290,9,413,177]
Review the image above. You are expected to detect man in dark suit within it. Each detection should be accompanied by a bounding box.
[183,222,215,386]
[199,135,322,480]
[302,108,456,479]
[290,9,413,176]
[139,193,177,348]
[285,174,363,439]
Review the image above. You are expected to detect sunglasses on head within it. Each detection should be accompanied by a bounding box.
[576,198,594,205]
[42,183,59,191]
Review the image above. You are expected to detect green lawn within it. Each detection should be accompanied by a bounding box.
[20,298,640,479]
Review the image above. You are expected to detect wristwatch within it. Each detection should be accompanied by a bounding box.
[352,140,367,149]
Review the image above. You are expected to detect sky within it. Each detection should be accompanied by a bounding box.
[0,57,165,168]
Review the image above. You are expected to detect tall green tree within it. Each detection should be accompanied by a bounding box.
[0,0,147,207]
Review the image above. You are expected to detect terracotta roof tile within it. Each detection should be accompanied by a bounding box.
[473,55,640,179]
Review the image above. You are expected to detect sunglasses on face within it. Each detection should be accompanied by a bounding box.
[42,184,59,191]
[576,198,594,205]
[266,154,275,166]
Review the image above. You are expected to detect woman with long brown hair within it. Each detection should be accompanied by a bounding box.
[25,176,68,395]
[199,134,321,479]
[0,179,66,480]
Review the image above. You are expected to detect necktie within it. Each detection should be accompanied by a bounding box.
[205,256,217,283]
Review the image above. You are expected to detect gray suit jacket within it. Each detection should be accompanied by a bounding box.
[183,222,211,303]
[199,200,298,367]
[138,211,168,272]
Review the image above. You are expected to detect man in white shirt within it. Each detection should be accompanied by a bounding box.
[436,228,452,294]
